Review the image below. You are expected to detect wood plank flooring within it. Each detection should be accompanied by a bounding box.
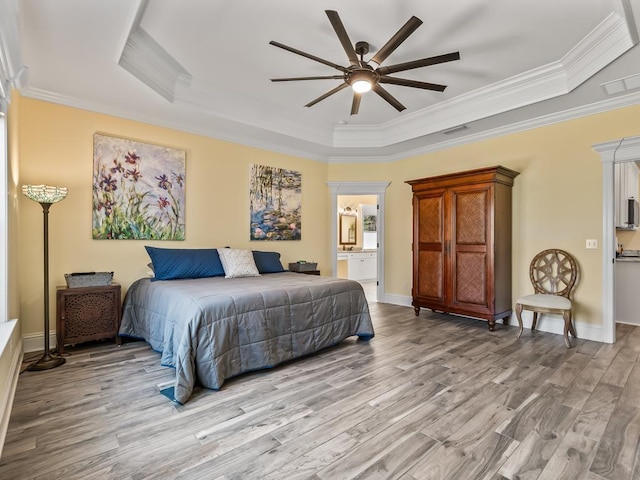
[1,303,639,479]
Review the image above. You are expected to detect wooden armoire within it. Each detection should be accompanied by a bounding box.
[406,166,519,331]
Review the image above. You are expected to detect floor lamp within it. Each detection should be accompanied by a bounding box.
[22,184,68,371]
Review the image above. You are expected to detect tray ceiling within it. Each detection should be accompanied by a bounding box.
[13,0,640,161]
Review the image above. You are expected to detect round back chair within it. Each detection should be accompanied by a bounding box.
[515,249,578,348]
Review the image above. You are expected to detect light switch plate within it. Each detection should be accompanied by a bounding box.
[586,239,598,249]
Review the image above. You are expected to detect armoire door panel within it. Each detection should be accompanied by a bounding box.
[418,195,443,244]
[454,252,488,306]
[454,189,488,245]
[418,250,444,299]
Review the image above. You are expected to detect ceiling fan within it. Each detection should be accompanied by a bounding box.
[269,10,460,115]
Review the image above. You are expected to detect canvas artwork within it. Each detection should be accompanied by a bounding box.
[250,164,301,240]
[363,214,377,232]
[92,133,186,240]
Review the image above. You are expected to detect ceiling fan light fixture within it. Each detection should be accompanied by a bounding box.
[352,79,372,93]
[348,69,375,93]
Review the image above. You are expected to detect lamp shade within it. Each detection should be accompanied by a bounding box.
[22,185,68,204]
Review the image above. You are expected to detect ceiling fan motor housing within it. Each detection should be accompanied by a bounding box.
[346,66,378,87]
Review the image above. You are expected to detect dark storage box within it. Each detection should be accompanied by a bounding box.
[64,272,114,288]
[288,262,318,272]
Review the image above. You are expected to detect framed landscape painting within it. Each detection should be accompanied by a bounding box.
[92,133,186,240]
[250,164,301,240]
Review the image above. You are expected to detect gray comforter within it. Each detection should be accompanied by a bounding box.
[119,272,374,403]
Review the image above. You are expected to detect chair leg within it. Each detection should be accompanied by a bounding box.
[568,312,577,338]
[531,312,539,331]
[515,303,524,338]
[562,310,572,348]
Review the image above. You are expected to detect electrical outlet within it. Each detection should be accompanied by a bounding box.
[586,239,598,249]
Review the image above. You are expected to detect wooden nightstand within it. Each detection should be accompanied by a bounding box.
[290,269,320,275]
[56,283,122,354]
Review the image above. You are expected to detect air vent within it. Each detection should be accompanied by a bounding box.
[602,73,640,96]
[441,125,468,135]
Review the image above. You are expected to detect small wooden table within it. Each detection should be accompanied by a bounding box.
[289,269,320,276]
[56,283,122,354]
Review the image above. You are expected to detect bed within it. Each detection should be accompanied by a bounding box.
[119,271,374,404]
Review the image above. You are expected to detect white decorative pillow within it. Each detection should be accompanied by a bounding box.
[218,248,261,279]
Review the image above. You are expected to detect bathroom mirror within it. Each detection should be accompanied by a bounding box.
[339,213,357,245]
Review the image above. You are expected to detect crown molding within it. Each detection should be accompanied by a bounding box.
[0,0,23,110]
[564,11,635,90]
[118,1,191,105]
[118,0,335,151]
[593,134,640,162]
[174,79,335,148]
[327,181,390,195]
[328,89,640,163]
[332,11,634,149]
[21,83,640,166]
[19,86,331,163]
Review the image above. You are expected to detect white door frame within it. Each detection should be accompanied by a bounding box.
[593,135,640,344]
[328,182,390,302]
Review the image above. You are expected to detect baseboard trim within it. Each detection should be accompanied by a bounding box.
[381,294,604,343]
[22,330,57,354]
[0,333,23,459]
[380,293,412,307]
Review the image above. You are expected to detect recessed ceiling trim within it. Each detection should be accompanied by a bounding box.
[19,82,640,166]
[332,11,633,149]
[564,11,635,90]
[116,0,192,103]
[0,0,23,92]
[333,62,568,148]
[118,23,191,103]
[328,88,640,163]
[174,78,335,147]
[19,86,331,162]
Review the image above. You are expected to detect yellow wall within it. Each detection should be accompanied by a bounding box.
[330,104,640,326]
[14,94,640,337]
[16,96,330,337]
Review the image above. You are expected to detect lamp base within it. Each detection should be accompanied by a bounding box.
[27,353,66,371]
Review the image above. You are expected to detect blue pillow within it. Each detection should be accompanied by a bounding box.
[252,251,286,274]
[145,247,225,281]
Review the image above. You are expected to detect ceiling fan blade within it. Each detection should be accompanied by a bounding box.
[325,10,359,66]
[372,84,406,112]
[379,76,447,92]
[269,41,348,73]
[271,75,345,82]
[305,83,349,108]
[377,52,460,75]
[351,93,362,115]
[370,16,423,66]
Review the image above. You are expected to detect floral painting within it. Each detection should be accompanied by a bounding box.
[92,133,186,240]
[250,164,301,240]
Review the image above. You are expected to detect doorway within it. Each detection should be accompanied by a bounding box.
[337,194,378,301]
[328,182,390,304]
[594,135,640,344]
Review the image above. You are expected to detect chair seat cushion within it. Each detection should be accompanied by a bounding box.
[516,293,572,310]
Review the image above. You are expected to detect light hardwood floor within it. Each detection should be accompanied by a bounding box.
[1,303,639,480]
